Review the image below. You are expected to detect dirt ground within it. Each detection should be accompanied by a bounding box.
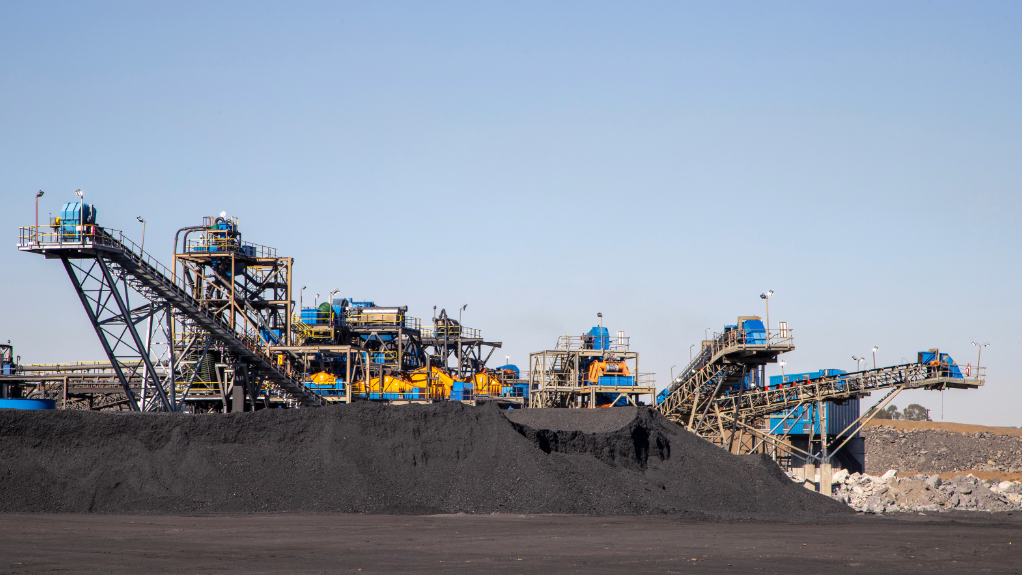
[863,419,1022,436]
[1,513,1020,574]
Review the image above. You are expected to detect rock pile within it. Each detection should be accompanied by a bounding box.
[864,425,1022,475]
[823,468,1022,513]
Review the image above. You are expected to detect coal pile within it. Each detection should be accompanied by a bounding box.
[0,402,848,518]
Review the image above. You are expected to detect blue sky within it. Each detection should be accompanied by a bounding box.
[1,1,1019,424]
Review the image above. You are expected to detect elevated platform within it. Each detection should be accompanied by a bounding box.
[19,224,323,409]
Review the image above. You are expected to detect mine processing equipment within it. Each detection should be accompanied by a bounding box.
[19,206,325,412]
[656,317,984,473]
[528,325,656,408]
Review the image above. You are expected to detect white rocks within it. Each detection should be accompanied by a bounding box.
[800,468,1022,514]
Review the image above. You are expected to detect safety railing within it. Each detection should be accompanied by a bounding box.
[183,238,277,258]
[636,373,656,386]
[715,362,985,421]
[343,314,420,331]
[500,386,528,398]
[555,334,630,351]
[20,224,323,405]
[20,225,184,295]
[697,327,794,366]
[421,326,481,339]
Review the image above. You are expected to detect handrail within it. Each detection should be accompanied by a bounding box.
[554,334,631,351]
[19,224,322,406]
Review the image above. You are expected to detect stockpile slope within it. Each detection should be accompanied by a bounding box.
[0,403,847,517]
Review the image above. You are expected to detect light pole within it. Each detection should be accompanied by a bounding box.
[852,355,864,371]
[670,365,676,381]
[458,304,467,377]
[705,327,711,342]
[136,216,146,254]
[34,190,44,241]
[75,189,84,236]
[972,342,989,375]
[872,346,878,370]
[689,344,695,362]
[300,286,307,311]
[779,359,786,382]
[315,293,320,308]
[760,290,774,336]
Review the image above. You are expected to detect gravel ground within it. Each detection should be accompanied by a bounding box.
[0,402,848,518]
[864,425,1022,476]
[2,512,1020,574]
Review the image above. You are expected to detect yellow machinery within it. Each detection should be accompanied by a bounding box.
[470,371,504,397]
[350,366,459,400]
[407,366,458,398]
[586,360,631,384]
[350,373,426,400]
[349,365,504,401]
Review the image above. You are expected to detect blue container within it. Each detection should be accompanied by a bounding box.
[769,368,847,387]
[598,375,635,386]
[300,308,321,325]
[0,398,56,410]
[449,381,473,401]
[766,398,860,437]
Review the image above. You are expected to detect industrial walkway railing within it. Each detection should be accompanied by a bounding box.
[19,225,323,408]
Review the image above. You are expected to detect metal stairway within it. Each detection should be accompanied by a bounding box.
[657,323,793,426]
[19,225,323,409]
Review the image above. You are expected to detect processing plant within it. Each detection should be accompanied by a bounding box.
[1,198,988,484]
[7,205,522,412]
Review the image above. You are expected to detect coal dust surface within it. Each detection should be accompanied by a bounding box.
[0,402,848,518]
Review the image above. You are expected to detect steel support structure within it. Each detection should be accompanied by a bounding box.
[18,223,323,410]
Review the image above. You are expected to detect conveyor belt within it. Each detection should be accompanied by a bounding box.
[20,227,322,408]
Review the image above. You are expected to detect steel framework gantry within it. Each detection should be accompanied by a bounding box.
[656,321,985,466]
[18,222,323,412]
[527,334,656,408]
[421,308,502,381]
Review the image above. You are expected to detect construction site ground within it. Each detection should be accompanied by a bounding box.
[863,419,1022,481]
[2,512,1020,574]
[3,404,1021,572]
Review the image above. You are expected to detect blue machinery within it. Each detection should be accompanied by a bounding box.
[12,201,987,422]
[655,318,985,469]
[16,204,516,411]
[528,326,657,408]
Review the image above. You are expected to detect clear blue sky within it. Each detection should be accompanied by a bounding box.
[2,1,1019,424]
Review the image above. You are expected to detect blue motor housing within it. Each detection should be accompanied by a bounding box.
[59,202,97,240]
[741,319,766,344]
[585,327,610,350]
[918,350,964,378]
[494,364,520,378]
